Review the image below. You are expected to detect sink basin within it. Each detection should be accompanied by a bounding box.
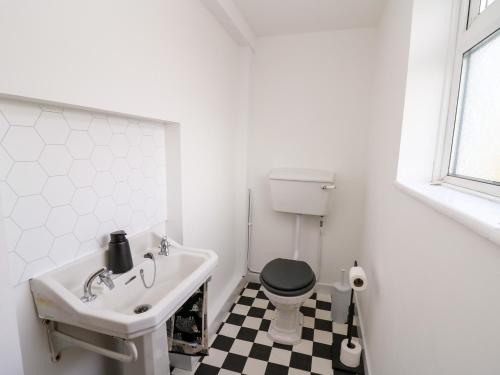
[30,239,218,339]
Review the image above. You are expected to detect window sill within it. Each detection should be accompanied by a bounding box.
[395,180,500,246]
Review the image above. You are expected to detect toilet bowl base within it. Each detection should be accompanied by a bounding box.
[263,287,315,346]
[267,312,304,345]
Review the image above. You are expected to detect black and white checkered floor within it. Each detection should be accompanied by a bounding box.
[172,282,359,375]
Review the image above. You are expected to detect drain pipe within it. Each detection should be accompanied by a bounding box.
[246,189,260,274]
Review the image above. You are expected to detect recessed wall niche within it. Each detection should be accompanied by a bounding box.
[0,97,169,284]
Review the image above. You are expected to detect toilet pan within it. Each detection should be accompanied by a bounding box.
[260,258,316,345]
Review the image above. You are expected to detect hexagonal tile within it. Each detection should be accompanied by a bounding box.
[79,239,100,255]
[89,118,112,145]
[95,197,116,222]
[91,146,114,171]
[139,121,154,135]
[127,147,142,169]
[49,234,79,266]
[35,111,70,144]
[66,131,94,159]
[8,252,25,285]
[110,134,129,157]
[112,182,132,204]
[22,257,55,281]
[42,176,75,207]
[130,190,146,211]
[126,123,142,146]
[39,145,73,176]
[0,182,17,217]
[155,148,167,166]
[140,135,154,157]
[69,160,96,188]
[0,99,41,126]
[128,169,145,190]
[130,211,147,232]
[7,162,47,196]
[93,171,115,197]
[72,187,98,215]
[16,227,54,262]
[111,158,130,182]
[153,126,166,147]
[12,196,50,229]
[108,116,128,134]
[142,157,156,177]
[3,218,21,251]
[63,109,92,130]
[0,112,9,141]
[0,145,13,179]
[46,206,77,236]
[114,204,133,228]
[74,214,99,242]
[3,127,44,161]
[96,220,118,247]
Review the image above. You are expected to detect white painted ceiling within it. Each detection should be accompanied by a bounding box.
[232,0,387,37]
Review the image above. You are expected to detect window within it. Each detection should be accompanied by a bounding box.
[437,0,500,197]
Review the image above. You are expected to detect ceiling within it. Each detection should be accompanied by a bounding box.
[232,0,387,37]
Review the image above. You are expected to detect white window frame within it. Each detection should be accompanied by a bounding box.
[434,0,500,198]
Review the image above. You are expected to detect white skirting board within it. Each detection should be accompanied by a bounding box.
[207,277,247,339]
[354,292,371,375]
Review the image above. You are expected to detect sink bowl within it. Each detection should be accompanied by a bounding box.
[30,239,218,339]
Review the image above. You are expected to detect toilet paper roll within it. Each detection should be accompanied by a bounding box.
[349,266,367,291]
[340,338,362,368]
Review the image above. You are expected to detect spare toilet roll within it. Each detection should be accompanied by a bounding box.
[349,266,368,291]
[340,338,362,368]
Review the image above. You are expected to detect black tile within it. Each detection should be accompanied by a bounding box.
[236,327,258,342]
[246,282,261,290]
[313,342,332,360]
[194,363,220,375]
[211,335,234,352]
[249,343,272,361]
[300,306,316,317]
[310,293,317,300]
[273,342,293,351]
[237,296,254,306]
[226,313,245,326]
[290,351,312,372]
[317,300,332,311]
[256,291,268,300]
[248,307,266,319]
[268,302,275,310]
[259,319,271,332]
[265,362,289,375]
[302,327,314,341]
[222,353,247,373]
[315,318,332,331]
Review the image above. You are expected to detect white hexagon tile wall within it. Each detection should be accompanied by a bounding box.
[0,98,168,285]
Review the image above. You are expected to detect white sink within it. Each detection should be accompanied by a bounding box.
[30,237,218,339]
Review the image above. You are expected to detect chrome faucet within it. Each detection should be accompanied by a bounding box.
[81,267,114,303]
[159,236,171,256]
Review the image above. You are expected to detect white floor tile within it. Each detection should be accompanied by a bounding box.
[269,347,292,366]
[242,357,267,375]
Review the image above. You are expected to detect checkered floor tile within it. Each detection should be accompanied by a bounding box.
[172,282,360,375]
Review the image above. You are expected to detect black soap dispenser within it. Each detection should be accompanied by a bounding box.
[108,230,133,274]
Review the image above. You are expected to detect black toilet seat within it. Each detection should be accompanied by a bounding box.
[260,258,316,297]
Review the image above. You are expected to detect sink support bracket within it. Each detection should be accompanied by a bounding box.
[43,320,138,363]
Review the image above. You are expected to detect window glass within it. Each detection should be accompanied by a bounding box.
[449,28,500,184]
[480,0,497,12]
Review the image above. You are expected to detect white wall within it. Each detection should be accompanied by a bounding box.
[360,1,500,374]
[247,30,375,284]
[0,1,249,374]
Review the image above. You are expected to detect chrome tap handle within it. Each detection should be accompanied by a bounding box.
[159,236,170,256]
[97,270,115,290]
[81,267,114,303]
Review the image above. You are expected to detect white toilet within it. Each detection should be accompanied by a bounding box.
[260,168,335,345]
